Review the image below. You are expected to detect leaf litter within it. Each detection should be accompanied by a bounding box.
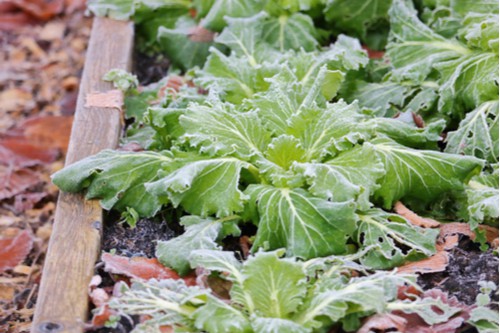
[0,4,90,332]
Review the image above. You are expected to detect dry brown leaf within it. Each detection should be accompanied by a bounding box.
[362,45,385,59]
[239,235,251,259]
[35,224,52,241]
[411,112,425,128]
[0,88,34,112]
[0,215,21,227]
[394,201,440,228]
[0,138,59,167]
[491,238,499,249]
[8,0,65,20]
[0,168,41,201]
[13,264,33,275]
[19,37,46,58]
[0,285,16,300]
[38,21,65,41]
[397,284,422,300]
[64,0,86,13]
[58,90,79,115]
[21,115,73,153]
[436,223,499,251]
[187,26,215,42]
[478,225,500,243]
[358,313,407,333]
[0,230,34,274]
[392,289,472,333]
[87,275,116,329]
[102,253,182,281]
[0,12,37,31]
[397,251,449,274]
[85,90,123,109]
[88,304,114,328]
[0,2,19,12]
[13,192,48,213]
[195,267,232,300]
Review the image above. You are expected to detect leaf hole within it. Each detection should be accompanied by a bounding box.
[359,232,366,243]
[431,305,445,315]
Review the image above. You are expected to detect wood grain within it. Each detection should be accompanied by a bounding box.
[31,18,133,333]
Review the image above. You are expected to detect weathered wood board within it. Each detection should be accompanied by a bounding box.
[31,17,133,333]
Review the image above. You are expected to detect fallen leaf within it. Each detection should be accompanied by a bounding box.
[0,285,16,300]
[0,230,34,274]
[397,251,449,274]
[9,0,65,20]
[0,168,41,201]
[0,215,21,227]
[0,12,37,31]
[58,90,79,115]
[397,284,422,300]
[158,75,185,100]
[21,115,73,153]
[19,37,46,58]
[61,76,79,90]
[138,316,174,332]
[477,225,499,244]
[392,289,472,333]
[89,304,114,328]
[13,264,33,275]
[39,21,65,41]
[411,112,425,128]
[89,287,110,310]
[187,26,216,43]
[195,267,232,299]
[64,0,86,13]
[436,223,499,251]
[0,138,59,167]
[0,88,35,112]
[239,235,251,259]
[394,201,440,228]
[164,75,184,92]
[0,2,18,11]
[87,274,115,329]
[491,238,499,249]
[362,45,385,59]
[102,253,182,281]
[358,313,407,333]
[14,192,48,213]
[35,223,52,241]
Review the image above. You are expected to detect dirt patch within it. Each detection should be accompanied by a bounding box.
[133,51,170,86]
[102,211,183,258]
[418,238,499,306]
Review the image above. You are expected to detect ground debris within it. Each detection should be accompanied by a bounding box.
[0,9,90,333]
[418,239,499,306]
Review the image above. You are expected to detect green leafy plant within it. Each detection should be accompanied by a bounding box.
[468,281,499,333]
[109,250,468,333]
[110,250,412,332]
[53,0,495,269]
[53,0,499,330]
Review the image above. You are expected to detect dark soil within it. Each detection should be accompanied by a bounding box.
[133,51,171,86]
[418,238,499,306]
[88,317,137,333]
[102,210,183,258]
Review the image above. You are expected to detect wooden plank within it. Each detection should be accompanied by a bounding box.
[32,17,133,333]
